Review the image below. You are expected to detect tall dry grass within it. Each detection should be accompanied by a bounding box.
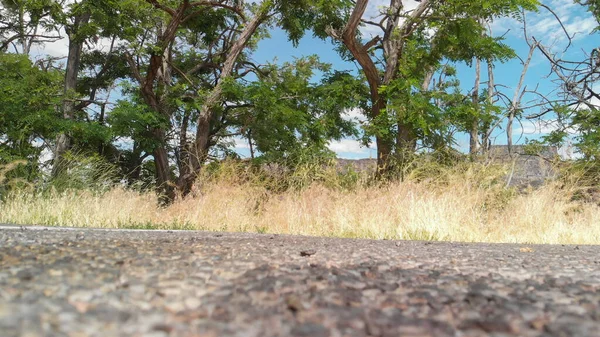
[1,159,599,244]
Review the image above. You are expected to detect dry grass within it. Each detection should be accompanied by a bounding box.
[1,160,600,244]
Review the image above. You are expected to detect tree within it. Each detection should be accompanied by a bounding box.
[178,1,275,196]
[119,0,344,201]
[0,0,62,54]
[52,1,91,177]
[309,0,537,171]
[528,1,600,159]
[0,53,62,178]
[1,0,133,180]
[118,0,266,200]
[222,56,360,162]
[51,0,142,177]
[2,0,568,201]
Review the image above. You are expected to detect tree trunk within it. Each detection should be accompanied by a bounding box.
[248,129,255,159]
[17,6,28,55]
[179,114,210,196]
[372,98,394,171]
[152,128,174,203]
[327,0,431,173]
[422,66,435,91]
[482,59,494,155]
[176,109,191,190]
[397,122,417,152]
[389,0,430,163]
[52,11,91,178]
[470,58,481,156]
[396,120,416,175]
[125,142,145,185]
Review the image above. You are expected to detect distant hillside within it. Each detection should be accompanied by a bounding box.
[334,145,559,188]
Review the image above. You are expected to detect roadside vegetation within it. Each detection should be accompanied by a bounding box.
[2,156,600,245]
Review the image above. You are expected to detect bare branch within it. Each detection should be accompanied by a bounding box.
[360,19,384,32]
[507,40,538,154]
[186,1,246,22]
[398,0,431,37]
[124,52,143,85]
[145,0,176,16]
[363,36,381,51]
[538,3,573,51]
[0,33,62,52]
[534,38,599,111]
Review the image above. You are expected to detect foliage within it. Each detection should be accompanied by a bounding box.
[0,0,63,52]
[534,104,600,160]
[570,108,600,159]
[0,53,61,178]
[223,56,360,162]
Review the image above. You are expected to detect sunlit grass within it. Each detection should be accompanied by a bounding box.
[1,159,599,244]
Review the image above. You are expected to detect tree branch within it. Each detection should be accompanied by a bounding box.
[145,0,176,16]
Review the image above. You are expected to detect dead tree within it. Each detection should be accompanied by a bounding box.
[506,39,537,156]
[470,57,481,156]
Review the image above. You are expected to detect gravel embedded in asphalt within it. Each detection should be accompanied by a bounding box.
[1,225,600,337]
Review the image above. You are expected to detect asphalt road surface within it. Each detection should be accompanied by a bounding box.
[1,225,600,337]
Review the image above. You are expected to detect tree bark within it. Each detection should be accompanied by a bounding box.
[392,0,430,160]
[396,121,416,158]
[152,128,175,203]
[470,58,481,156]
[382,0,404,84]
[176,108,191,187]
[422,66,435,91]
[52,11,91,178]
[482,59,494,155]
[17,5,29,55]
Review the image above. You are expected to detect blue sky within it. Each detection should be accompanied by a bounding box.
[243,0,600,159]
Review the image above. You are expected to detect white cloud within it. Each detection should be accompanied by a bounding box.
[562,16,598,39]
[517,119,578,135]
[491,0,596,46]
[342,108,367,122]
[328,139,375,154]
[232,137,251,150]
[30,32,68,59]
[519,120,558,134]
[30,29,118,64]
